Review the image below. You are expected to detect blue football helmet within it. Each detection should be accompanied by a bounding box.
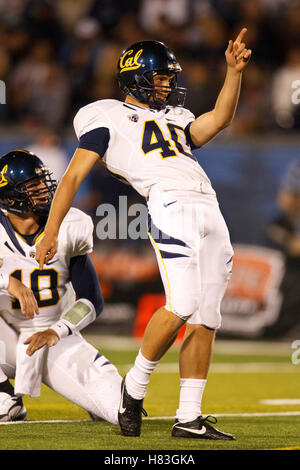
[117,40,186,110]
[0,150,57,215]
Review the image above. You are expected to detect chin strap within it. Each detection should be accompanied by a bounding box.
[50,299,96,339]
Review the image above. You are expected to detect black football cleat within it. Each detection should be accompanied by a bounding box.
[172,415,235,440]
[118,376,147,437]
[0,394,27,422]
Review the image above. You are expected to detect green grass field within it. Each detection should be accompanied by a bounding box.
[1,336,300,451]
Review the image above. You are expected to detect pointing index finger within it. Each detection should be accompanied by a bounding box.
[234,27,247,44]
[36,248,45,269]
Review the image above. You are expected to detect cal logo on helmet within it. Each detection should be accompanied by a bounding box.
[117,40,186,110]
[119,49,143,73]
[0,164,8,188]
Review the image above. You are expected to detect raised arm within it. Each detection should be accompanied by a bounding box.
[35,148,99,268]
[189,28,252,148]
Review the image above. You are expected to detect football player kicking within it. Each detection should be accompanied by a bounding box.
[0,150,122,423]
[36,29,251,439]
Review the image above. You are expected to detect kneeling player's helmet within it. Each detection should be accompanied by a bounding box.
[117,40,186,110]
[0,150,57,215]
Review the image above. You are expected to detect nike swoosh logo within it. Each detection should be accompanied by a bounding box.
[119,383,126,414]
[163,200,177,208]
[175,425,206,435]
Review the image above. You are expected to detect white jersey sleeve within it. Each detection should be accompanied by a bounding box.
[73,100,113,139]
[179,107,197,149]
[180,107,196,128]
[60,207,94,258]
[73,100,118,158]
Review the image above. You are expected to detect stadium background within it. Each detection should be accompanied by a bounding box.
[0,0,300,340]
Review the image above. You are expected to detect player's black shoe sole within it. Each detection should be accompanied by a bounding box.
[172,415,235,440]
[118,376,147,437]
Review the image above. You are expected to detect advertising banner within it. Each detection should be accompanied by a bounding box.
[91,244,285,339]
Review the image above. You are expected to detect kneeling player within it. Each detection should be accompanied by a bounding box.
[0,150,121,423]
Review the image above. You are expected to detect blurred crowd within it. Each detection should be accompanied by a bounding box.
[265,158,300,337]
[0,0,300,135]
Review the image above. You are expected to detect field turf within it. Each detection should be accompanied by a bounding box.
[0,336,300,452]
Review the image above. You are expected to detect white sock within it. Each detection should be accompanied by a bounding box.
[176,378,207,423]
[125,349,159,400]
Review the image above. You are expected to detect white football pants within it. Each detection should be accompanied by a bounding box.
[147,183,234,329]
[0,317,121,424]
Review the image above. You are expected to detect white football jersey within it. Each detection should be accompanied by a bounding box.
[74,99,212,198]
[0,208,93,332]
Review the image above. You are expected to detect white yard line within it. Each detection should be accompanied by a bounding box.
[0,419,90,425]
[145,411,300,419]
[117,362,299,374]
[1,411,300,425]
[260,399,300,405]
[83,335,294,356]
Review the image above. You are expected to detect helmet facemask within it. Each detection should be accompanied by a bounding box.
[8,168,57,216]
[126,70,186,110]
